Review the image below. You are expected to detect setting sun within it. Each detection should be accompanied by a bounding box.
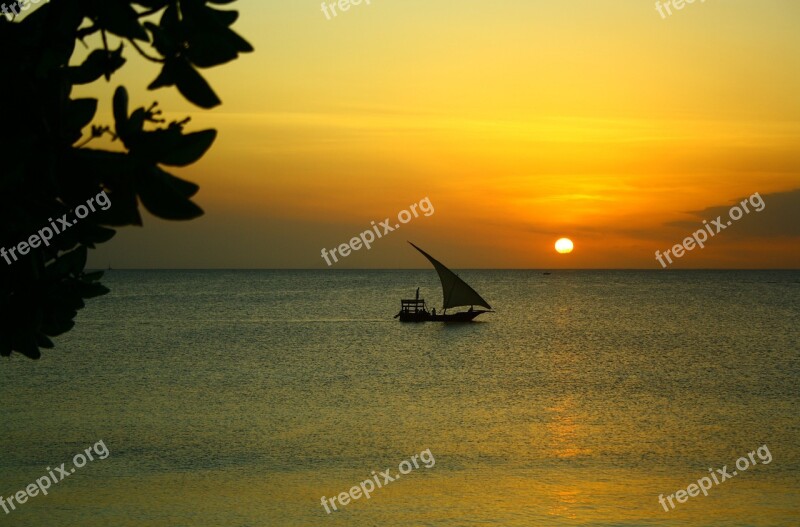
[555,238,574,254]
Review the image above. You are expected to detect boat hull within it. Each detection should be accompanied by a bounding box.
[397,310,489,322]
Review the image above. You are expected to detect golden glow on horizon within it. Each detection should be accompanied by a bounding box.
[69,1,800,269]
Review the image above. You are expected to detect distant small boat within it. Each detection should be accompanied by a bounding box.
[543,272,551,275]
[395,242,493,322]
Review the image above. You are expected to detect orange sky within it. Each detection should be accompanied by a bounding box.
[65,0,799,268]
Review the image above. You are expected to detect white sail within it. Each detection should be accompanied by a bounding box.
[409,243,492,310]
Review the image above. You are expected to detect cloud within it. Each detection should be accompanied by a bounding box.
[667,189,800,238]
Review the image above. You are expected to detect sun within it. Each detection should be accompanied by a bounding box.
[555,238,574,254]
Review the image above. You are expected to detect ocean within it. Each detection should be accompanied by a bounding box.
[1,270,798,526]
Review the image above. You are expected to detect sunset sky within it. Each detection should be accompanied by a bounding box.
[66,0,799,268]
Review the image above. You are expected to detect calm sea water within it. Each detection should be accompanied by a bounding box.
[1,270,799,526]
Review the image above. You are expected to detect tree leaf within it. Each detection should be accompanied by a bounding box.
[68,45,126,85]
[137,166,204,220]
[113,86,130,139]
[172,59,222,109]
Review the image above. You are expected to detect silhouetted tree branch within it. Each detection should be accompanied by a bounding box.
[0,0,253,359]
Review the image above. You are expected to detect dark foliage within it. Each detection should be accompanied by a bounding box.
[0,0,252,359]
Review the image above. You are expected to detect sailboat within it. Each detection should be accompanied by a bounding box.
[395,242,493,322]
